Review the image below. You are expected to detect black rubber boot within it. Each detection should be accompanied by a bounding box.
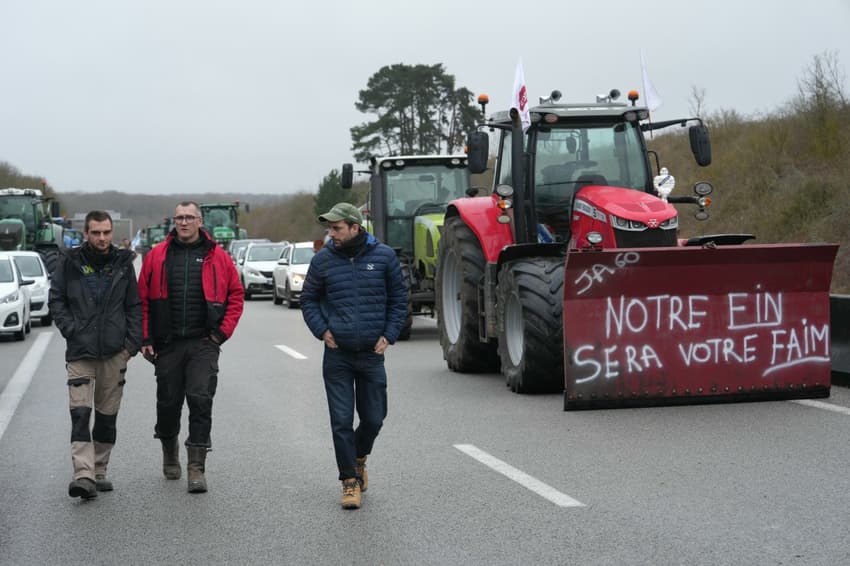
[186,446,208,493]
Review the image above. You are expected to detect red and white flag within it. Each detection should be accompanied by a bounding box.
[640,49,663,113]
[511,58,531,132]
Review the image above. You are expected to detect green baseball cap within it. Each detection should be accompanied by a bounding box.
[318,202,363,224]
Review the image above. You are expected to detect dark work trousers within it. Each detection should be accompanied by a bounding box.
[153,337,220,448]
[322,347,388,481]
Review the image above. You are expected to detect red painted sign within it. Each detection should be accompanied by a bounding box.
[562,243,838,409]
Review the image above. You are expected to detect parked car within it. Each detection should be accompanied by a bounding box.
[228,238,270,263]
[272,241,316,308]
[239,242,287,300]
[0,251,34,341]
[11,251,51,326]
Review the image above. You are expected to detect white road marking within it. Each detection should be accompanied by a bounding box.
[791,399,850,416]
[0,332,53,443]
[275,344,307,360]
[454,443,585,508]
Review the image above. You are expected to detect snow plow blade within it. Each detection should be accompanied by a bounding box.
[563,243,838,410]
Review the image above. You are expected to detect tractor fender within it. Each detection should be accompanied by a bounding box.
[446,195,513,263]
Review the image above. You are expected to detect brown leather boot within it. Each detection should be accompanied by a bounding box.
[187,446,208,493]
[161,437,181,480]
[340,478,361,509]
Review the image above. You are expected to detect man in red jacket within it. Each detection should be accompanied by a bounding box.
[138,201,244,493]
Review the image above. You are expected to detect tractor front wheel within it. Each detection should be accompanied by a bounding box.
[398,262,413,341]
[497,258,565,393]
[436,217,498,372]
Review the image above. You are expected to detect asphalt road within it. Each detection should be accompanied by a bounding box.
[2,297,849,566]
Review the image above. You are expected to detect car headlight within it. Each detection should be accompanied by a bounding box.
[292,274,304,285]
[0,290,19,304]
[245,267,260,276]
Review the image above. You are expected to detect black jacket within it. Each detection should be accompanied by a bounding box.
[48,244,143,362]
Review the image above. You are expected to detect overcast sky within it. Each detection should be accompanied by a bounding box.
[1,0,847,195]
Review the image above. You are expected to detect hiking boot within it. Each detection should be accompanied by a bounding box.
[355,456,368,492]
[161,437,181,480]
[68,478,98,500]
[340,478,361,509]
[95,474,113,492]
[186,446,208,493]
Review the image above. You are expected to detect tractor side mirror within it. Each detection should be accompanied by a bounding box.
[689,124,712,167]
[467,131,489,174]
[51,202,61,217]
[341,163,353,189]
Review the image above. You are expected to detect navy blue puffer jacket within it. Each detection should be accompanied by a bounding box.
[301,233,407,351]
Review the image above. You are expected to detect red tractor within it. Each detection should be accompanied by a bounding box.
[436,89,838,409]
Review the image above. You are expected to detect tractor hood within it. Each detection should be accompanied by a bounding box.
[576,186,677,224]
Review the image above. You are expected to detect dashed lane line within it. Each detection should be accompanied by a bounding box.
[791,399,850,416]
[454,443,585,508]
[275,344,307,360]
[0,332,54,443]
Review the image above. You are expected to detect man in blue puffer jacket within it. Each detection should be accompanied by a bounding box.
[301,202,407,510]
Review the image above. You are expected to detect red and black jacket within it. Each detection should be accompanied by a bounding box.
[138,229,244,348]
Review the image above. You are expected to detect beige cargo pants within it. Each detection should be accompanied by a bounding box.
[67,350,130,480]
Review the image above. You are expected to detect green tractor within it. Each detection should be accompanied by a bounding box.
[0,187,64,273]
[341,155,472,339]
[200,202,248,250]
[135,220,171,259]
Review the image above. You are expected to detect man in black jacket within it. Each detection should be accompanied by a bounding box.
[49,210,142,499]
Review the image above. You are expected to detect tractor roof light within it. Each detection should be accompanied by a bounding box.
[628,90,640,104]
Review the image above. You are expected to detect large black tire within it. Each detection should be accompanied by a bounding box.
[398,262,413,341]
[497,258,565,394]
[436,217,498,372]
[39,248,60,277]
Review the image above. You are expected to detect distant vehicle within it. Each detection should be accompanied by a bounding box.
[272,241,316,308]
[239,242,287,300]
[63,228,83,248]
[200,201,248,251]
[0,251,34,341]
[228,238,269,263]
[10,251,51,325]
[0,187,64,275]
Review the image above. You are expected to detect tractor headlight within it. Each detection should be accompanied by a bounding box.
[659,216,678,229]
[612,215,628,228]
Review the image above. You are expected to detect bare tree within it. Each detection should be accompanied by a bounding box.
[688,85,707,118]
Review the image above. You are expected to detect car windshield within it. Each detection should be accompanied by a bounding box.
[0,259,13,283]
[13,255,44,277]
[292,247,315,264]
[247,245,284,261]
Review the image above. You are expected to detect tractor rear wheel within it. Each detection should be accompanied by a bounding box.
[398,262,413,341]
[436,217,498,372]
[497,258,565,393]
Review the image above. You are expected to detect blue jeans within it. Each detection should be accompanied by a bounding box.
[322,347,387,481]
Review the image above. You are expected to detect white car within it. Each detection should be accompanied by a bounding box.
[239,242,287,300]
[11,251,51,326]
[272,241,316,308]
[0,251,34,341]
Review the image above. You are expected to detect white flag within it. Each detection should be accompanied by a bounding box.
[511,58,531,132]
[640,50,663,113]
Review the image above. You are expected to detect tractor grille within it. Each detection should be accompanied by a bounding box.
[614,228,677,248]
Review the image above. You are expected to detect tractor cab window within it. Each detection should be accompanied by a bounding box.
[382,163,470,254]
[532,121,649,240]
